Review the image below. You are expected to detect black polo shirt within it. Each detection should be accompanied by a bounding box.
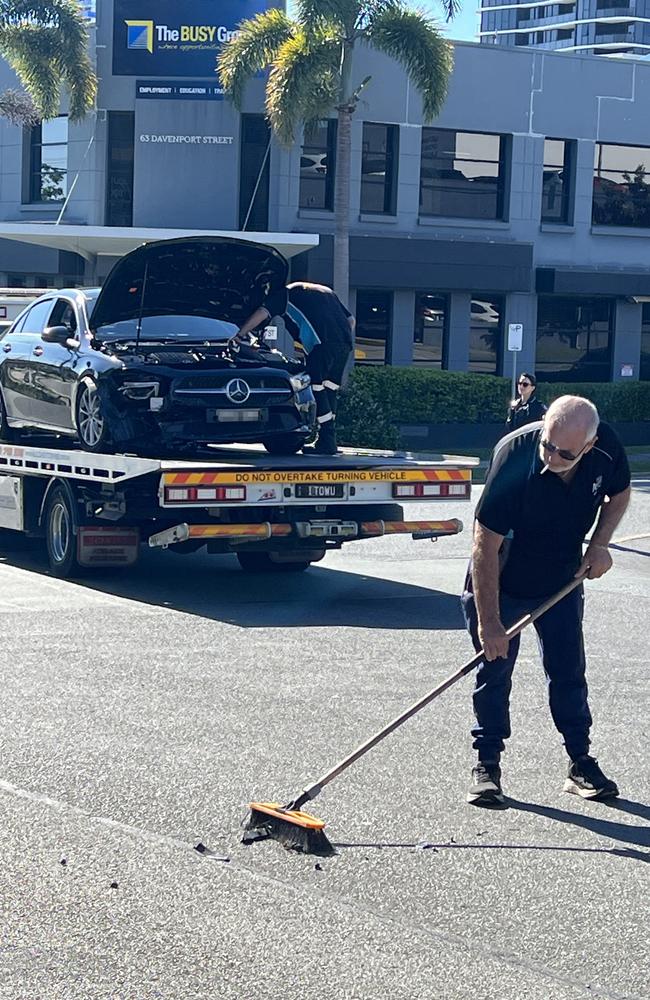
[286,282,353,353]
[474,421,630,599]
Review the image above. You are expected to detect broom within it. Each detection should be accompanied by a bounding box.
[243,576,585,856]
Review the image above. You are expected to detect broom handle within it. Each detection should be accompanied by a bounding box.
[297,575,584,805]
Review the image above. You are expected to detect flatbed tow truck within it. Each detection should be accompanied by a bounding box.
[0,441,478,577]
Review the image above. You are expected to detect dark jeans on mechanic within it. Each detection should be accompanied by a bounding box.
[461,585,592,762]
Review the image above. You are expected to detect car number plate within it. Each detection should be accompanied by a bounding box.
[211,408,262,423]
[295,483,345,499]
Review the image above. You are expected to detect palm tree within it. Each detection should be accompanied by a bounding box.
[219,0,455,303]
[0,0,96,125]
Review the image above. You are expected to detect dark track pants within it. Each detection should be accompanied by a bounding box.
[306,344,353,430]
[461,585,592,761]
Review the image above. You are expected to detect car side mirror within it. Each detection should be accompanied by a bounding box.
[42,325,74,345]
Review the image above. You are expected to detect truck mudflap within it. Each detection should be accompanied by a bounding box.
[147,518,463,549]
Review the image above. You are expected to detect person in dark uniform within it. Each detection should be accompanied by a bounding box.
[283,282,355,455]
[505,372,546,433]
[462,395,631,807]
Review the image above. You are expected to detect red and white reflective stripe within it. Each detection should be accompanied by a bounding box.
[317,412,334,424]
[164,485,246,503]
[323,380,340,390]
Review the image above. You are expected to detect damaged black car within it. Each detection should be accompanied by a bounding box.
[0,236,316,456]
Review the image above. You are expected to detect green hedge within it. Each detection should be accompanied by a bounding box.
[337,368,650,449]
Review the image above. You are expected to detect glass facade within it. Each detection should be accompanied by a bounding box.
[641,304,650,381]
[29,116,68,203]
[239,114,270,231]
[420,129,507,220]
[479,0,650,54]
[536,296,613,381]
[355,291,393,365]
[413,294,447,367]
[360,123,399,215]
[299,120,336,211]
[542,139,573,224]
[105,112,134,227]
[593,143,650,228]
[469,296,503,374]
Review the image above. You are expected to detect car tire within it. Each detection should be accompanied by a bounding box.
[0,388,19,443]
[75,380,112,453]
[262,435,307,456]
[45,485,82,578]
[236,551,312,573]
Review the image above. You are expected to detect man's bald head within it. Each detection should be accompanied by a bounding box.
[544,395,599,440]
[540,396,600,476]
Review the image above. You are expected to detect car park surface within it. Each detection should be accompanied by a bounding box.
[0,482,648,999]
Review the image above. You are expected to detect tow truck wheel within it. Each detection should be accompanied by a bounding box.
[237,551,312,573]
[75,380,111,453]
[45,486,82,578]
[0,389,19,443]
[262,435,306,456]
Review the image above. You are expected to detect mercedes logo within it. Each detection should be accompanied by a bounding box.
[225,378,251,404]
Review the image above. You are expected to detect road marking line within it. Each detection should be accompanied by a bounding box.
[611,532,650,544]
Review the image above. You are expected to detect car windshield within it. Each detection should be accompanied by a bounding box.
[94,314,239,343]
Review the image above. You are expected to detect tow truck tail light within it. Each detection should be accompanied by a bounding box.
[392,480,470,499]
[164,485,246,504]
[393,483,444,498]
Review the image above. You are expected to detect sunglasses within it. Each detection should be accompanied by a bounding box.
[541,438,590,463]
[518,380,532,387]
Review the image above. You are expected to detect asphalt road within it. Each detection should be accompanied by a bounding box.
[0,479,649,1000]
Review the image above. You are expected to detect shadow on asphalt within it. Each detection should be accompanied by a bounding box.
[507,797,650,850]
[0,539,466,631]
[333,798,650,862]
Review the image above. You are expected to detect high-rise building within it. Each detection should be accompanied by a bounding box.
[479,0,650,57]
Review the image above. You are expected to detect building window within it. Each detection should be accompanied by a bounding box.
[536,297,612,382]
[593,143,650,229]
[414,294,447,367]
[299,120,336,211]
[470,296,503,374]
[239,114,270,230]
[105,112,134,227]
[28,115,68,203]
[355,290,392,365]
[419,129,507,221]
[360,123,399,215]
[641,304,650,381]
[542,139,574,224]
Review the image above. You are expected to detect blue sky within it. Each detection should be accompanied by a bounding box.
[286,3,479,43]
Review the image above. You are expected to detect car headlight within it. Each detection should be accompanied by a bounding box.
[120,381,160,400]
[290,372,311,393]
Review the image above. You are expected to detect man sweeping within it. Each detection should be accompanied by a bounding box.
[462,395,631,807]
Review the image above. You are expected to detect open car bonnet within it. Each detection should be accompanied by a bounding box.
[89,236,288,338]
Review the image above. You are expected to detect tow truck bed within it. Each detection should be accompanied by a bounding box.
[0,441,478,577]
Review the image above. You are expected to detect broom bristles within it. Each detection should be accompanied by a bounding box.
[243,803,335,857]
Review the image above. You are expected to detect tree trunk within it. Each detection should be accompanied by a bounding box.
[333,103,352,306]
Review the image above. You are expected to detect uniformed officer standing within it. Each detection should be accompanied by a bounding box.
[463,395,631,807]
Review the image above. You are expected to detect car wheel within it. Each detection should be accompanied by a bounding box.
[45,485,82,578]
[236,551,312,573]
[262,435,307,456]
[0,388,19,443]
[76,380,111,452]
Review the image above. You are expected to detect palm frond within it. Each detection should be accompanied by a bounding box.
[0,25,61,118]
[368,4,453,121]
[0,87,38,125]
[218,8,295,108]
[266,27,341,145]
[295,0,360,32]
[437,0,462,24]
[0,0,95,119]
